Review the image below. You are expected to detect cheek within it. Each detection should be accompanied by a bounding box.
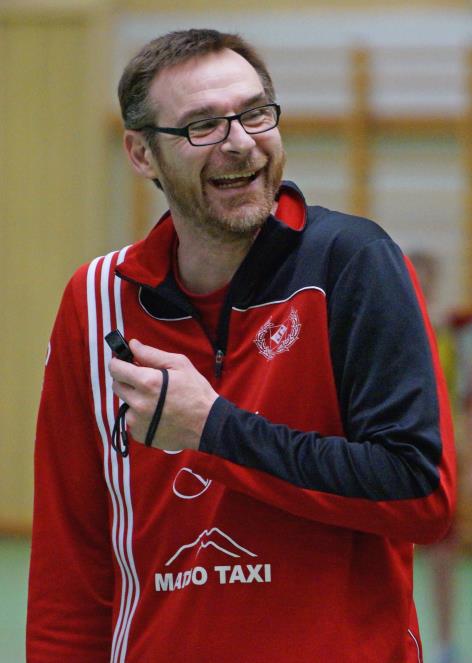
[261,131,283,155]
[271,139,285,160]
[180,150,212,185]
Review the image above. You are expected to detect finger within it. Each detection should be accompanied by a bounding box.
[109,357,143,386]
[129,339,189,370]
[110,360,165,398]
[112,379,160,420]
[112,379,135,404]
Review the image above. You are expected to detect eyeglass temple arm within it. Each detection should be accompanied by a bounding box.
[136,125,188,137]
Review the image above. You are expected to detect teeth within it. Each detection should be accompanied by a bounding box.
[215,171,256,180]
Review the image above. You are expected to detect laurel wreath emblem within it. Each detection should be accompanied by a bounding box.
[254,308,301,360]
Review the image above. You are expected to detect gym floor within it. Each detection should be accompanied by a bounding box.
[1,537,471,662]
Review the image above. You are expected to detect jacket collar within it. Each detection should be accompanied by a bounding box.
[115,180,307,298]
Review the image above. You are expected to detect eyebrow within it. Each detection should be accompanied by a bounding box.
[175,92,269,127]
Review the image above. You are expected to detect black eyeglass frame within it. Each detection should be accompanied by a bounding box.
[135,103,281,146]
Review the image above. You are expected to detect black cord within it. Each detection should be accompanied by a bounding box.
[111,368,169,456]
[145,368,169,447]
[111,402,130,458]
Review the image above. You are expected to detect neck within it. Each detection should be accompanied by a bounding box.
[174,223,257,295]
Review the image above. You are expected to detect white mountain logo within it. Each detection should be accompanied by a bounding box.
[254,307,301,360]
[165,527,257,566]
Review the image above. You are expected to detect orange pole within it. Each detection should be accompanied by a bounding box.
[347,47,371,217]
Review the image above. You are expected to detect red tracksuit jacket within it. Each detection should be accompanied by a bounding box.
[27,182,456,662]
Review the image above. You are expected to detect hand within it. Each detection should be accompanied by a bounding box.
[109,339,219,451]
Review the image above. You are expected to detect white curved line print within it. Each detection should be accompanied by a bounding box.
[165,527,257,566]
[45,342,51,366]
[173,467,212,500]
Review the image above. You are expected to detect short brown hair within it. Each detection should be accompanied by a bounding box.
[118,28,276,131]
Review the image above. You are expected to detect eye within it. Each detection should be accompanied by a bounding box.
[189,118,222,137]
[244,108,264,122]
[241,107,271,126]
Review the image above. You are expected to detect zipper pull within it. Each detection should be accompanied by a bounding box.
[215,349,224,378]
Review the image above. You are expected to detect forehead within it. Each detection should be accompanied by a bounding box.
[149,48,265,122]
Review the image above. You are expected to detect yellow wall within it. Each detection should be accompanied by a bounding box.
[0,0,113,532]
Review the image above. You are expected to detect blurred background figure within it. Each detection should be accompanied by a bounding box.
[410,250,472,663]
[409,251,471,663]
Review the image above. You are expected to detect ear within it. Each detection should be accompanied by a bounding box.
[123,130,160,180]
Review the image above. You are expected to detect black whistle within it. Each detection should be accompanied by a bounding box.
[105,329,134,363]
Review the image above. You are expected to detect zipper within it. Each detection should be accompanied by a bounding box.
[214,349,225,378]
[190,313,227,379]
[124,272,233,380]
[212,288,234,379]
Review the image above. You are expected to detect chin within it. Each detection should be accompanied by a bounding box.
[207,200,273,237]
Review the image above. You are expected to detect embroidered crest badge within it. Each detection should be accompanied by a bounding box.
[254,307,301,360]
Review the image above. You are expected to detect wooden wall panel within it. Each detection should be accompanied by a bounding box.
[0,2,112,533]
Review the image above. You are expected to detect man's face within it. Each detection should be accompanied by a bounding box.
[146,48,285,238]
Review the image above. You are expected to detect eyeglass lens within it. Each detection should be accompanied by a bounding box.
[188,105,278,146]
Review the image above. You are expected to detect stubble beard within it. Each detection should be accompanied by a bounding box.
[155,148,286,242]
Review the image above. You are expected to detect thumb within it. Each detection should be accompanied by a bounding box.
[129,339,186,370]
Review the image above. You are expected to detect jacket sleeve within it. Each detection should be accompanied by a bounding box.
[27,270,114,662]
[196,238,456,544]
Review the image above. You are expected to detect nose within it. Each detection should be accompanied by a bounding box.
[220,118,256,154]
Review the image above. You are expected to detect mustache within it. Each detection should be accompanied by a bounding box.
[205,158,267,178]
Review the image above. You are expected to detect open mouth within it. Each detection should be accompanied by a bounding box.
[209,169,262,190]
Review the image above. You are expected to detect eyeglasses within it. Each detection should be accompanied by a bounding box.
[137,103,281,147]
